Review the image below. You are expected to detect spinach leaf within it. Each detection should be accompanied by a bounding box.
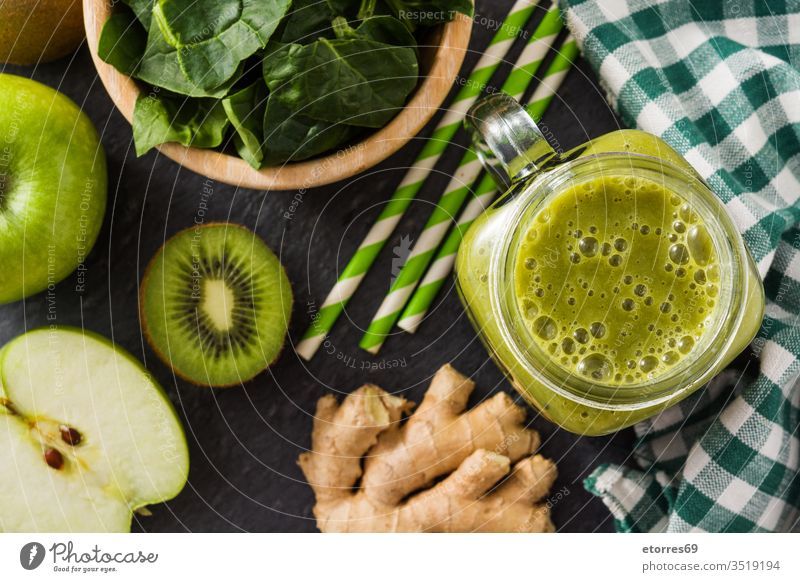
[262,94,356,165]
[352,16,417,51]
[263,36,418,128]
[152,0,291,91]
[122,0,155,29]
[98,8,147,76]
[261,41,301,90]
[222,82,268,169]
[101,0,450,166]
[330,16,418,56]
[280,0,360,44]
[137,14,241,98]
[133,92,230,156]
[383,0,473,27]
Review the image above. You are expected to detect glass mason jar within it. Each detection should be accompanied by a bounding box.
[455,93,764,436]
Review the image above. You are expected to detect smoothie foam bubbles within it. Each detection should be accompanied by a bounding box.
[514,174,721,387]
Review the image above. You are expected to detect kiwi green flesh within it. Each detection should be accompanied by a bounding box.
[142,224,292,386]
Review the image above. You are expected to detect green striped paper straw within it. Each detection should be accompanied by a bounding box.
[397,36,580,334]
[296,0,541,360]
[360,5,565,354]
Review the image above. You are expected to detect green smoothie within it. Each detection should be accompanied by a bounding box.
[514,175,720,386]
[455,129,765,435]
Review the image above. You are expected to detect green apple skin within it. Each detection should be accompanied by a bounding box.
[0,327,189,532]
[0,74,107,304]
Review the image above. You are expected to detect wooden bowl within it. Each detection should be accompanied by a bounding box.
[84,0,472,190]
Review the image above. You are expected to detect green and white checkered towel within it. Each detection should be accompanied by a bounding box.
[558,0,800,532]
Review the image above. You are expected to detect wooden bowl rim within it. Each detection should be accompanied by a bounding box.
[83,0,472,191]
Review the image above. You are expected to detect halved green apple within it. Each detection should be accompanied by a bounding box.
[0,327,189,532]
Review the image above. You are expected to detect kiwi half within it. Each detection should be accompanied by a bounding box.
[140,223,292,387]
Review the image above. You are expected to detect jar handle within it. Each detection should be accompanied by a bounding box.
[465,92,556,189]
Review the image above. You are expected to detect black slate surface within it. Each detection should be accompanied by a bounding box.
[2,1,639,532]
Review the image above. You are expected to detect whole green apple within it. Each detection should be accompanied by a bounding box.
[0,74,107,304]
[0,327,190,532]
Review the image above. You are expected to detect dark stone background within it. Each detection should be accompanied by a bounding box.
[2,1,638,532]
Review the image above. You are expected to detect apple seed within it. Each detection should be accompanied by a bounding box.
[59,425,82,446]
[44,447,64,470]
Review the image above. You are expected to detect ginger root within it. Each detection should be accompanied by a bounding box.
[299,364,557,532]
